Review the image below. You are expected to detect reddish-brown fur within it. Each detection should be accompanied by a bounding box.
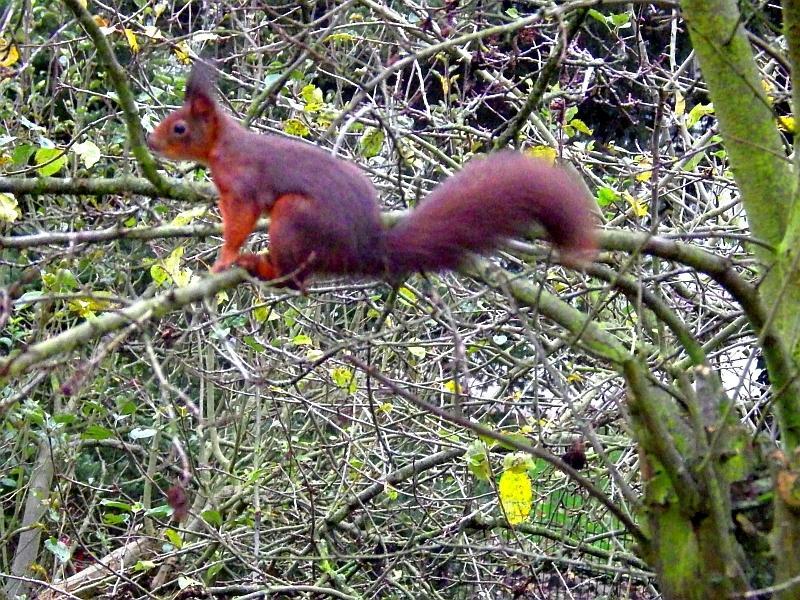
[148,63,597,287]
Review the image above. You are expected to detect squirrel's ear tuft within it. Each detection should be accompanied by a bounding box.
[185,60,219,118]
[185,60,218,103]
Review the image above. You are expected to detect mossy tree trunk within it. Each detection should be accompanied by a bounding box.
[622,1,800,597]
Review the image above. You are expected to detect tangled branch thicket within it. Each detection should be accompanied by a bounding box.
[1,0,783,598]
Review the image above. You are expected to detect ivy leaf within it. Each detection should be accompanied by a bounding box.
[609,12,631,28]
[134,560,157,572]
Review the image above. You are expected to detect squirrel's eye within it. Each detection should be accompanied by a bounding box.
[172,121,187,136]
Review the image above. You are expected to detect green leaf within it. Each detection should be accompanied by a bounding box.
[100,500,134,511]
[53,413,78,426]
[331,366,358,394]
[682,151,706,172]
[301,84,324,113]
[202,509,223,527]
[82,425,113,440]
[205,561,224,583]
[34,147,67,176]
[595,186,619,207]
[686,103,714,128]
[44,538,72,563]
[359,127,384,158]
[134,560,157,572]
[102,512,128,525]
[243,335,266,352]
[568,118,593,135]
[42,268,78,292]
[325,32,356,44]
[291,334,313,346]
[466,440,491,481]
[408,346,426,359]
[11,143,35,166]
[164,528,183,549]
[587,9,607,24]
[610,12,630,27]
[384,484,399,500]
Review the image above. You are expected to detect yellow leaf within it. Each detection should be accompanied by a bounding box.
[283,118,310,137]
[174,41,191,65]
[525,145,557,165]
[761,80,775,106]
[124,29,139,53]
[152,246,193,287]
[0,39,19,68]
[0,193,20,222]
[171,206,206,226]
[674,90,685,117]
[434,71,449,96]
[623,192,648,217]
[635,157,652,182]
[325,32,356,44]
[778,116,796,133]
[568,118,593,135]
[443,379,462,394]
[498,470,532,525]
[68,292,112,318]
[301,84,324,113]
[142,26,164,40]
[566,371,583,383]
[78,0,87,7]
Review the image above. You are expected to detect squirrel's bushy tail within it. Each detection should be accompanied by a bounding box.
[383,151,597,276]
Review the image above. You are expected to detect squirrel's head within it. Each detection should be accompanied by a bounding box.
[148,62,219,164]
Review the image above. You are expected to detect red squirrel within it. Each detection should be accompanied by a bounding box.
[147,63,597,288]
